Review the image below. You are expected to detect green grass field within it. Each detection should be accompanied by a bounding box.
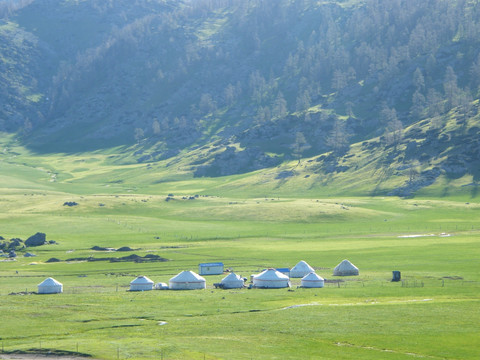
[1,135,480,359]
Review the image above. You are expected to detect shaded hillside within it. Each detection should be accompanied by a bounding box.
[1,0,480,181]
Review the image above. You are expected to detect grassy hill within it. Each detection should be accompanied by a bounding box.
[0,0,479,184]
[2,91,479,199]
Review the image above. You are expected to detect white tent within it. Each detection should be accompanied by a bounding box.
[169,270,206,290]
[290,260,315,278]
[253,268,290,288]
[220,272,245,289]
[333,259,359,276]
[130,276,154,291]
[155,282,169,290]
[38,277,63,294]
[301,272,324,288]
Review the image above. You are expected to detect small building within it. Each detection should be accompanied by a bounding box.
[198,262,224,275]
[220,272,245,289]
[253,268,290,289]
[169,270,206,290]
[333,259,359,276]
[38,277,63,294]
[290,260,315,278]
[301,272,324,288]
[130,276,154,291]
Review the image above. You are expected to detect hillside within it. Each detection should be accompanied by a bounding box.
[1,0,480,195]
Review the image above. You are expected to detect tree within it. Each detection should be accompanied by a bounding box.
[199,93,216,114]
[134,128,145,142]
[291,132,311,159]
[443,66,459,109]
[22,118,33,135]
[272,92,287,119]
[410,90,426,120]
[383,108,403,149]
[331,69,347,91]
[345,101,355,118]
[407,159,421,183]
[224,84,236,106]
[412,67,425,92]
[457,90,473,128]
[426,89,444,117]
[470,54,480,91]
[295,90,311,112]
[254,106,271,124]
[326,118,349,155]
[152,119,161,135]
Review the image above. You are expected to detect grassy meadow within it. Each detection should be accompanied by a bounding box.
[1,137,480,359]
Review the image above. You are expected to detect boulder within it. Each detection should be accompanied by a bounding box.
[63,201,79,207]
[117,246,133,252]
[91,246,113,251]
[25,232,47,247]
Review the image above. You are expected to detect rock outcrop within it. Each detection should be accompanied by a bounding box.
[25,232,47,247]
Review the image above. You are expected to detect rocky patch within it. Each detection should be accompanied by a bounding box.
[63,201,79,207]
[194,146,281,177]
[65,254,168,263]
[25,232,47,247]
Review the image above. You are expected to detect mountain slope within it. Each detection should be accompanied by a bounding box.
[1,0,480,194]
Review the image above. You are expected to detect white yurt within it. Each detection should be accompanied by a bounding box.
[169,270,206,290]
[333,259,359,276]
[290,260,315,278]
[38,277,63,294]
[253,268,290,288]
[220,272,245,289]
[130,276,154,291]
[301,272,325,288]
[155,282,169,290]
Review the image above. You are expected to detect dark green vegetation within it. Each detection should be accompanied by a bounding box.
[1,0,480,191]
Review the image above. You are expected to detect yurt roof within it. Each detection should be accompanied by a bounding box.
[254,268,289,281]
[38,277,62,286]
[130,275,154,285]
[302,272,324,281]
[335,259,359,271]
[291,260,314,272]
[170,270,205,283]
[221,272,242,282]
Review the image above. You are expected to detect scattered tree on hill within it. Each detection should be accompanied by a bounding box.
[443,66,460,110]
[152,119,161,135]
[134,128,145,142]
[326,118,349,156]
[382,107,403,150]
[272,92,288,119]
[291,131,311,159]
[410,90,426,120]
[412,68,425,92]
